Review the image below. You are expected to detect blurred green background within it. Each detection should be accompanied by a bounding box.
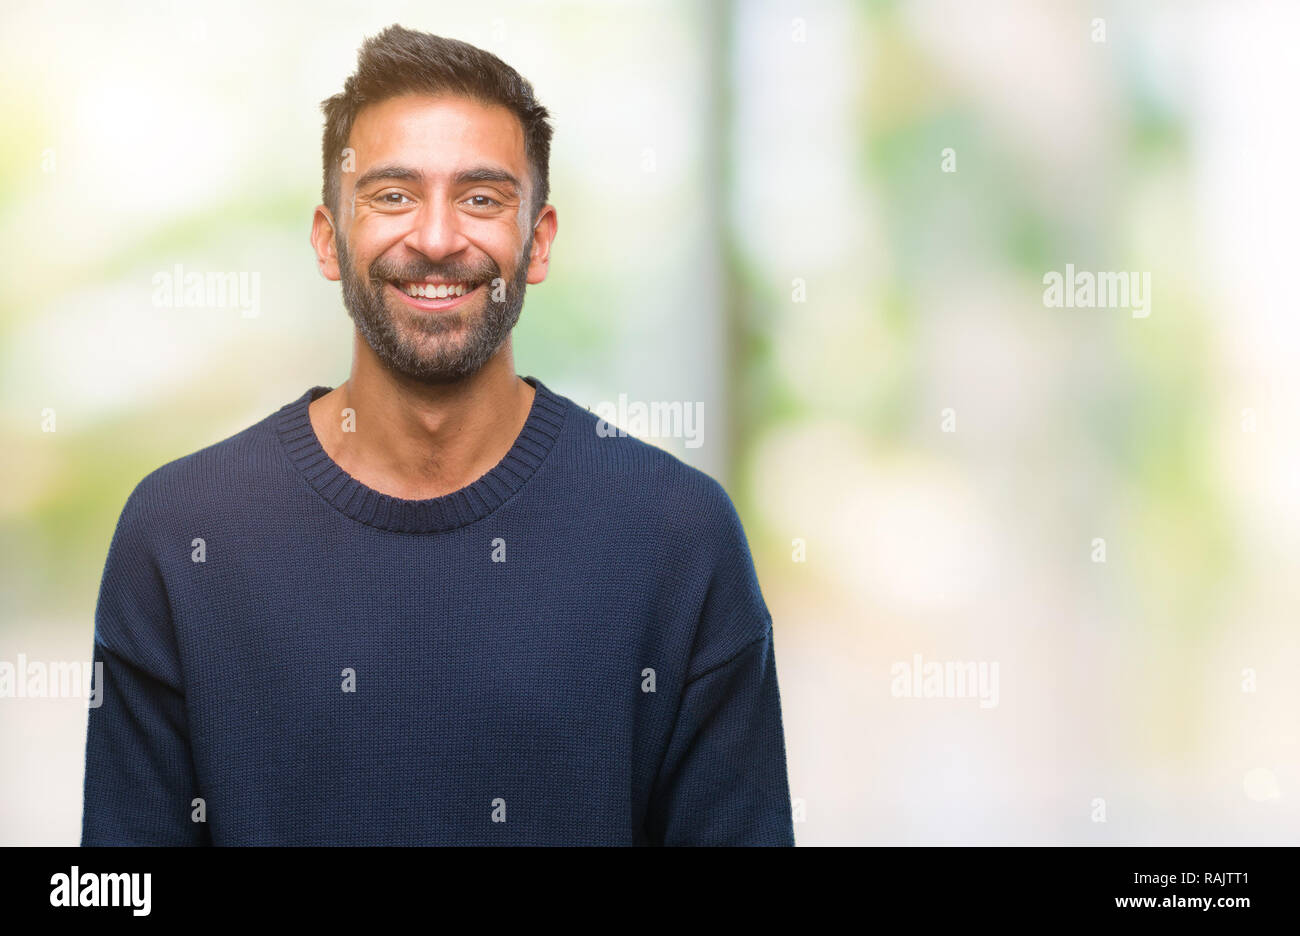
[2,0,1298,844]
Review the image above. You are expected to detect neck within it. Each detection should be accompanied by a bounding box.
[308,335,536,500]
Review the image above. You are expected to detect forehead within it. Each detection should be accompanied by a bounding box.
[347,93,525,179]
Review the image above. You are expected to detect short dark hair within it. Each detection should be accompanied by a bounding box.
[320,25,553,224]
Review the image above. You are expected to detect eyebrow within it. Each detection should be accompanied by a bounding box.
[352,163,522,196]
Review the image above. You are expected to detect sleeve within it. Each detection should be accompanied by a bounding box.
[643,479,796,846]
[644,624,795,846]
[80,483,210,846]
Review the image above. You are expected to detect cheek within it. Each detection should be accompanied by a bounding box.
[491,235,527,273]
[349,216,407,259]
[472,215,524,260]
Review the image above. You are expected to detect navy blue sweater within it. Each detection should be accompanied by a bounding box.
[80,376,795,846]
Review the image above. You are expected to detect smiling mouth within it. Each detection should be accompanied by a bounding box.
[391,279,480,299]
[385,278,487,311]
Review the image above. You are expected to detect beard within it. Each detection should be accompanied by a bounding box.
[336,229,533,385]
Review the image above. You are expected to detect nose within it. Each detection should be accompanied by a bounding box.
[404,196,472,261]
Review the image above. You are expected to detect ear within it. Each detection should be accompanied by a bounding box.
[525,204,558,285]
[311,206,341,281]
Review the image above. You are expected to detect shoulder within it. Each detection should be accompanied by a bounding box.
[544,388,769,671]
[112,402,288,543]
[547,389,748,545]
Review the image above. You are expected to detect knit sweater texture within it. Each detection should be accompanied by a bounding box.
[80,376,795,846]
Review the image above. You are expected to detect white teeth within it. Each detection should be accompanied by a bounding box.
[401,282,471,299]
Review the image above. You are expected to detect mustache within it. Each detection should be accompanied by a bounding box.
[368,257,498,286]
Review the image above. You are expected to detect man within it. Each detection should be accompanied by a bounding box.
[81,24,794,846]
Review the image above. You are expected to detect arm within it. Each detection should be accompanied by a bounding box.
[643,478,795,845]
[81,483,209,846]
[644,622,795,846]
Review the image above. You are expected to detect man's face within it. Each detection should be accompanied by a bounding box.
[321,94,549,384]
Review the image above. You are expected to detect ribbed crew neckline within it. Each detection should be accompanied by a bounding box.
[275,375,567,534]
